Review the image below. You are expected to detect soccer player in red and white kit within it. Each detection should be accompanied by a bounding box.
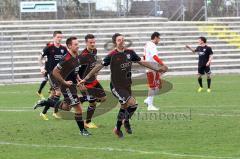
[143,32,167,111]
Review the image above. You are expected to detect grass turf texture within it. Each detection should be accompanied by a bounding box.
[0,74,240,159]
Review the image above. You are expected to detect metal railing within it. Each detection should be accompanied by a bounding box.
[169,5,185,21]
[0,34,15,83]
[191,6,205,21]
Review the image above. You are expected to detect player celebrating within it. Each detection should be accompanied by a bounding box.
[143,32,167,111]
[34,31,68,120]
[78,34,106,129]
[52,36,91,136]
[80,33,168,138]
[186,36,213,93]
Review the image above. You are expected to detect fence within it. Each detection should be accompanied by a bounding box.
[0,0,240,21]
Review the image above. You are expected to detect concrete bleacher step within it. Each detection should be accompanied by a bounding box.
[1,43,237,54]
[1,46,239,58]
[1,58,239,74]
[3,25,240,36]
[0,17,240,83]
[0,39,229,47]
[1,53,239,69]
[208,17,240,22]
[0,31,210,39]
[0,17,168,25]
[1,35,223,44]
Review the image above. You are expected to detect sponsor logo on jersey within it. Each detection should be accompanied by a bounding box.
[120,62,131,70]
[54,54,63,59]
[198,52,205,56]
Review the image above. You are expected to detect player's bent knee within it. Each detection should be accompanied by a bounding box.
[89,102,96,107]
[127,97,137,107]
[99,96,107,103]
[120,103,128,109]
[61,103,71,111]
[73,104,83,114]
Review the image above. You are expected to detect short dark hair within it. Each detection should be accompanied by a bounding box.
[53,31,62,37]
[151,32,160,40]
[66,36,77,48]
[85,34,95,42]
[199,36,207,43]
[112,33,122,44]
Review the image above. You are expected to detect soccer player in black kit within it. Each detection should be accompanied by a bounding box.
[186,36,213,93]
[80,33,168,138]
[34,31,68,120]
[78,34,106,129]
[52,36,91,136]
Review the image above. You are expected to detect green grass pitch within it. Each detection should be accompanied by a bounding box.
[0,75,240,159]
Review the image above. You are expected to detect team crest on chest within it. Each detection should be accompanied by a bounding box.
[126,54,131,60]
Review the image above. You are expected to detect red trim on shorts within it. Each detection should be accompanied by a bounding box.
[146,72,161,88]
[85,80,99,89]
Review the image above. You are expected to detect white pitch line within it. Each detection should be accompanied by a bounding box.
[0,109,34,112]
[0,91,33,94]
[0,141,238,159]
[196,113,240,117]
[0,109,240,118]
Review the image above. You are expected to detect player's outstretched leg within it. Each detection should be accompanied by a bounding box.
[73,103,91,136]
[113,107,125,138]
[124,104,138,134]
[207,73,211,93]
[197,74,203,92]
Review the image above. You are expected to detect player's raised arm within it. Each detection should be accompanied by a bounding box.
[137,60,168,73]
[185,45,196,53]
[81,63,104,83]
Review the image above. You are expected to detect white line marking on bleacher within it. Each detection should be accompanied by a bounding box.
[0,141,238,159]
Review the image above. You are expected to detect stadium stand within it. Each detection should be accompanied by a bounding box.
[0,17,240,83]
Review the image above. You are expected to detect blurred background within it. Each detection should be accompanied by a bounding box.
[0,0,240,21]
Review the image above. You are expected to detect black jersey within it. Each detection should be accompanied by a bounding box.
[56,52,80,84]
[78,48,98,83]
[102,49,141,88]
[195,45,213,66]
[42,43,68,73]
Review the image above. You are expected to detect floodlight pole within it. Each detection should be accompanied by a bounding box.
[204,0,208,21]
[154,0,156,16]
[88,0,91,19]
[181,0,185,21]
[237,0,239,17]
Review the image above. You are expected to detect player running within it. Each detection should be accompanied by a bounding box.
[80,33,168,138]
[143,32,167,111]
[78,34,107,129]
[34,31,68,120]
[185,36,213,93]
[52,36,91,136]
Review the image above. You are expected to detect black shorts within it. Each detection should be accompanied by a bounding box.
[48,74,60,90]
[61,85,80,106]
[198,66,211,75]
[86,82,106,103]
[110,82,132,105]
